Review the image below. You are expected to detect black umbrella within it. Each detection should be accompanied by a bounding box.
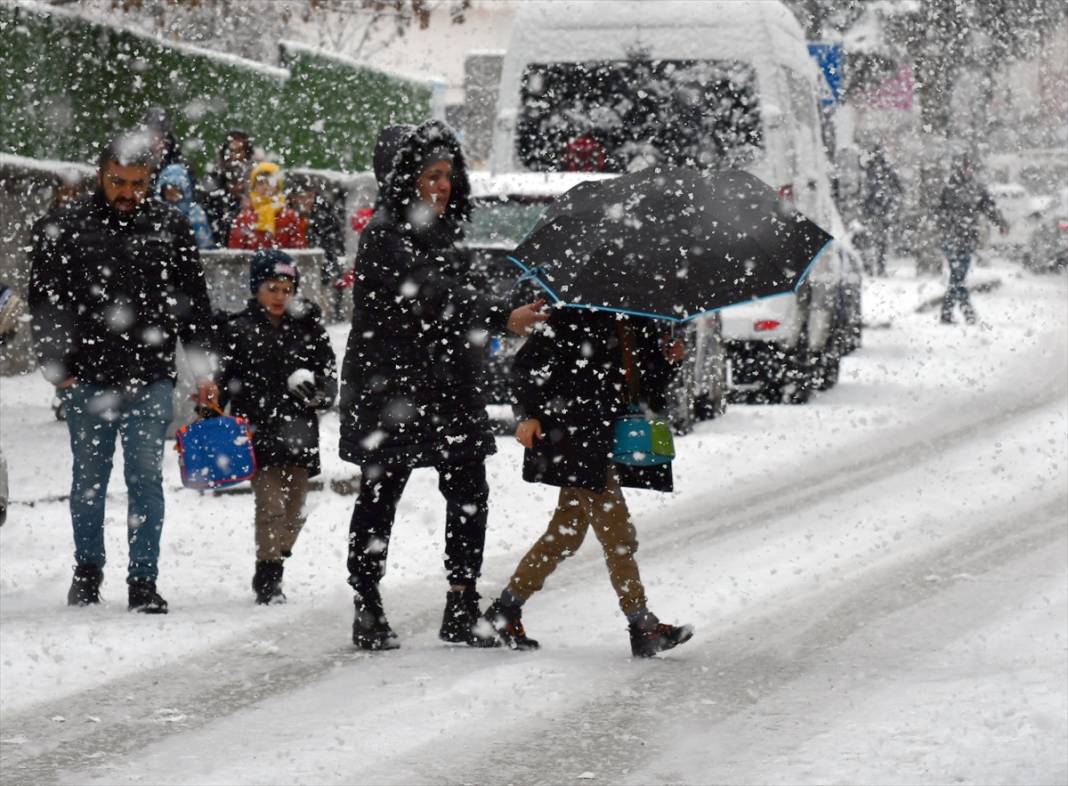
[507,166,833,322]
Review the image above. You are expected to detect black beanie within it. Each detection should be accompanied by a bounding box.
[249,249,300,293]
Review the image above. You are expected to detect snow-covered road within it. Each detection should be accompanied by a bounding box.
[1,258,1065,785]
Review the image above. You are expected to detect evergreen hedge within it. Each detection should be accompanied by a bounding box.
[0,2,432,173]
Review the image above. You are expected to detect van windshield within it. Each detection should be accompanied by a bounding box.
[517,59,762,173]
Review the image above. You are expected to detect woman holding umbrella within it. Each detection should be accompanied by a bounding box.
[340,120,545,651]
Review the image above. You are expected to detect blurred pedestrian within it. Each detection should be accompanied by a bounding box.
[228,162,307,250]
[480,309,694,657]
[141,107,197,192]
[215,249,338,605]
[340,120,546,651]
[860,146,903,276]
[157,163,215,249]
[205,129,256,244]
[937,154,1009,324]
[27,130,219,613]
[287,174,346,321]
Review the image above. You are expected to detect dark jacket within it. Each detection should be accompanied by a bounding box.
[937,171,1007,251]
[28,190,215,388]
[338,120,509,469]
[303,197,346,281]
[862,153,903,228]
[216,299,338,476]
[513,309,677,493]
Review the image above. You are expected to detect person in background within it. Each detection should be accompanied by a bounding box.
[228,162,307,250]
[205,129,256,245]
[479,309,694,658]
[141,107,197,192]
[860,145,903,276]
[215,249,338,605]
[340,120,546,651]
[937,153,1009,325]
[287,174,347,322]
[28,130,219,613]
[157,163,215,249]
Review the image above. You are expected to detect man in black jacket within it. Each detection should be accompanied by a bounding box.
[28,131,219,613]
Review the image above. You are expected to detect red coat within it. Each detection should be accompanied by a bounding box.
[228,208,308,250]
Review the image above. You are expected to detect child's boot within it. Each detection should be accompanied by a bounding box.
[352,583,399,651]
[481,599,539,651]
[252,560,285,605]
[628,611,693,658]
[440,587,498,647]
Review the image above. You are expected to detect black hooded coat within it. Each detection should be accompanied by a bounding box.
[338,121,510,468]
[512,309,677,493]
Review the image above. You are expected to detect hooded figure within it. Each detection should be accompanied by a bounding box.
[339,120,545,652]
[228,162,307,250]
[205,129,255,244]
[156,164,215,249]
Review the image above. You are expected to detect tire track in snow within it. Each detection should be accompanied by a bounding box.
[448,500,1067,786]
[2,382,1065,785]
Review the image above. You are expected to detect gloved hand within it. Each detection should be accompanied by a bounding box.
[287,368,321,408]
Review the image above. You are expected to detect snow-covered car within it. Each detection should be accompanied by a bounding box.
[1023,186,1068,273]
[464,171,728,433]
[489,0,858,404]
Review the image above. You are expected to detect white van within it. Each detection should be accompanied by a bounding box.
[490,0,861,402]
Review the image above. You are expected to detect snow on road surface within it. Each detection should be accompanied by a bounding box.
[1,257,1065,785]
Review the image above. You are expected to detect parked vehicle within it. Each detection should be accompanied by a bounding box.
[489,0,860,404]
[983,182,1043,261]
[464,171,728,433]
[1023,186,1068,273]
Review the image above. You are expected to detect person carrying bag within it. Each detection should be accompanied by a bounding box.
[479,309,694,658]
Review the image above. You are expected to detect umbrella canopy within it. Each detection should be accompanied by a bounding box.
[507,166,833,322]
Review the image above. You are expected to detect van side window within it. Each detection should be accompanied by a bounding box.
[517,59,763,173]
[783,67,817,131]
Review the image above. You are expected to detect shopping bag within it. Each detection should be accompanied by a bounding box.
[611,409,675,467]
[175,403,256,489]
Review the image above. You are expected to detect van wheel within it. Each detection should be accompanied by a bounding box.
[668,355,696,435]
[815,345,841,391]
[780,327,815,404]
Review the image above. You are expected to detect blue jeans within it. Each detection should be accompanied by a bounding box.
[941,245,975,322]
[63,380,174,582]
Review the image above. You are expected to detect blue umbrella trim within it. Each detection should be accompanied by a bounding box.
[506,237,834,324]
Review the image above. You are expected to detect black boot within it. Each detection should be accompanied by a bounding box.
[127,578,169,614]
[252,560,286,605]
[439,588,498,647]
[67,564,103,606]
[628,613,693,658]
[352,584,399,651]
[482,600,539,651]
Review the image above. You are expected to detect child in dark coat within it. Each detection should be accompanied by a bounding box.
[480,308,694,657]
[216,249,338,603]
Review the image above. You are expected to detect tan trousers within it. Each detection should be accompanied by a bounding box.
[506,470,648,616]
[251,466,310,561]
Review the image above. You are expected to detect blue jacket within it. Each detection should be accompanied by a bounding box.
[157,164,216,249]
